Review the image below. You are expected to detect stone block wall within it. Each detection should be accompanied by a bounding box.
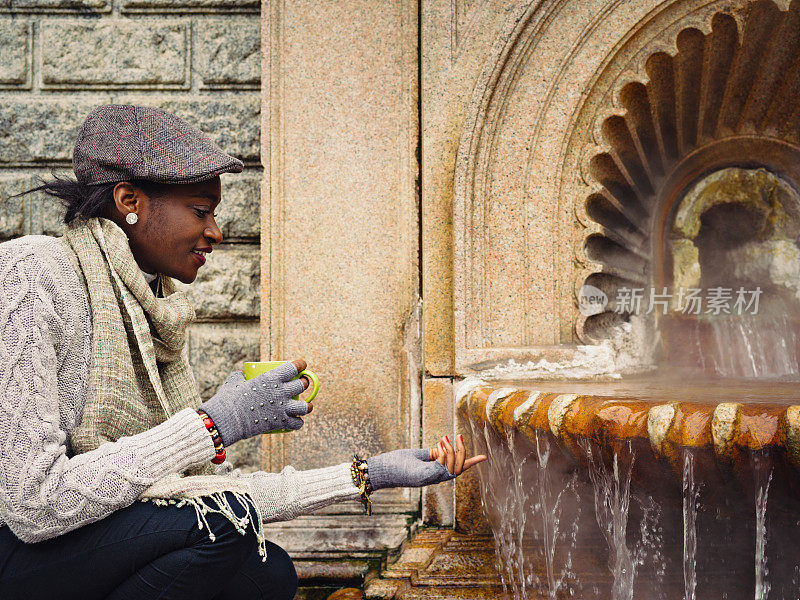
[0,0,263,469]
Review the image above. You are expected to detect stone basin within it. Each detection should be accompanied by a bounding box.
[459,377,800,481]
[458,377,800,599]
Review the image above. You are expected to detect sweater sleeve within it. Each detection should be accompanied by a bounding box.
[215,461,360,523]
[0,251,217,543]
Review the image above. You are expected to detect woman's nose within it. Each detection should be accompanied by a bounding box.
[205,219,223,244]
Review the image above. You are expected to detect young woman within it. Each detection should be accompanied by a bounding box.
[0,105,485,600]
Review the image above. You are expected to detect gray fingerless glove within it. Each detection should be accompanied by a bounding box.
[366,448,456,491]
[199,362,309,447]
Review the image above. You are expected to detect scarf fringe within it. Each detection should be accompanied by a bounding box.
[142,492,267,561]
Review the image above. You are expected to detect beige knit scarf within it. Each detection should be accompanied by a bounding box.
[61,217,265,558]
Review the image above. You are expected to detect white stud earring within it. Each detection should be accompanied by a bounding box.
[126,213,138,225]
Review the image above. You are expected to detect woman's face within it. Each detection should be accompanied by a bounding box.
[111,178,223,284]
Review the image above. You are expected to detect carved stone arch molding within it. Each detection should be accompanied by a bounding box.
[453,0,797,375]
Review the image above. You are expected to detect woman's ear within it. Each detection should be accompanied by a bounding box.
[112,181,140,220]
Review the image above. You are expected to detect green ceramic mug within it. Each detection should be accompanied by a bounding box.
[243,361,320,434]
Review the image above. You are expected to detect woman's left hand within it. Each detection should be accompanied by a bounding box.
[429,434,487,476]
[365,434,487,491]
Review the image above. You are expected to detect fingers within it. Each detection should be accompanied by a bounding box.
[260,361,299,382]
[428,433,487,476]
[283,378,306,398]
[307,401,314,414]
[286,415,305,431]
[299,374,310,390]
[292,359,307,373]
[463,455,488,470]
[454,433,466,475]
[285,399,309,417]
[442,436,456,474]
[434,437,456,474]
[435,442,446,467]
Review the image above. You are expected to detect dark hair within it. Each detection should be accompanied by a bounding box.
[15,174,168,225]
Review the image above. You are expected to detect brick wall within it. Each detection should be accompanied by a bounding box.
[0,0,263,469]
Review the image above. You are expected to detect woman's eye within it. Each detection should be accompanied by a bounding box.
[194,208,210,217]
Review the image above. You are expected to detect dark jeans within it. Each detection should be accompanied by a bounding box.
[0,493,297,600]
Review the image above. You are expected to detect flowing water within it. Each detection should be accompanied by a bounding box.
[532,429,581,599]
[472,419,582,599]
[473,413,800,599]
[473,420,526,598]
[707,316,800,378]
[682,451,698,600]
[583,440,637,600]
[754,457,773,600]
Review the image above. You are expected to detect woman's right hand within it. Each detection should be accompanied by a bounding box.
[198,360,311,447]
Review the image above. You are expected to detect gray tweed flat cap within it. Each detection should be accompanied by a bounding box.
[73,104,244,185]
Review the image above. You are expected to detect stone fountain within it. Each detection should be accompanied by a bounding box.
[363,1,800,598]
[453,2,800,599]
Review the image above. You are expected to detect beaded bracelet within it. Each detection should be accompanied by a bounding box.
[197,408,227,465]
[350,455,372,515]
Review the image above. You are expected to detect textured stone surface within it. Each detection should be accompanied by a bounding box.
[198,19,259,87]
[421,0,519,376]
[218,171,260,239]
[0,175,29,240]
[422,378,453,526]
[325,588,364,600]
[293,559,372,589]
[42,20,187,88]
[443,0,750,365]
[0,173,67,236]
[187,322,260,398]
[0,0,109,11]
[222,433,261,471]
[40,195,66,236]
[420,0,524,532]
[454,467,490,535]
[260,0,419,484]
[465,380,800,482]
[178,244,259,319]
[121,0,257,12]
[0,95,258,163]
[365,530,503,599]
[0,98,109,163]
[0,22,29,86]
[263,514,413,553]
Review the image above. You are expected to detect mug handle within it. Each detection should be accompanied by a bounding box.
[296,369,319,402]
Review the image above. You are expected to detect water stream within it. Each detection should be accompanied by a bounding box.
[754,456,773,600]
[583,440,637,600]
[707,316,800,378]
[532,429,580,599]
[468,164,800,598]
[474,420,525,599]
[682,450,698,600]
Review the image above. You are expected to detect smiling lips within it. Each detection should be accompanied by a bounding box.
[191,248,210,266]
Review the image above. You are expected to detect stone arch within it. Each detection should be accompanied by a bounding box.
[582,1,800,340]
[452,0,798,373]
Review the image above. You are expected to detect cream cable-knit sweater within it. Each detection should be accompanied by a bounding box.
[0,235,359,543]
